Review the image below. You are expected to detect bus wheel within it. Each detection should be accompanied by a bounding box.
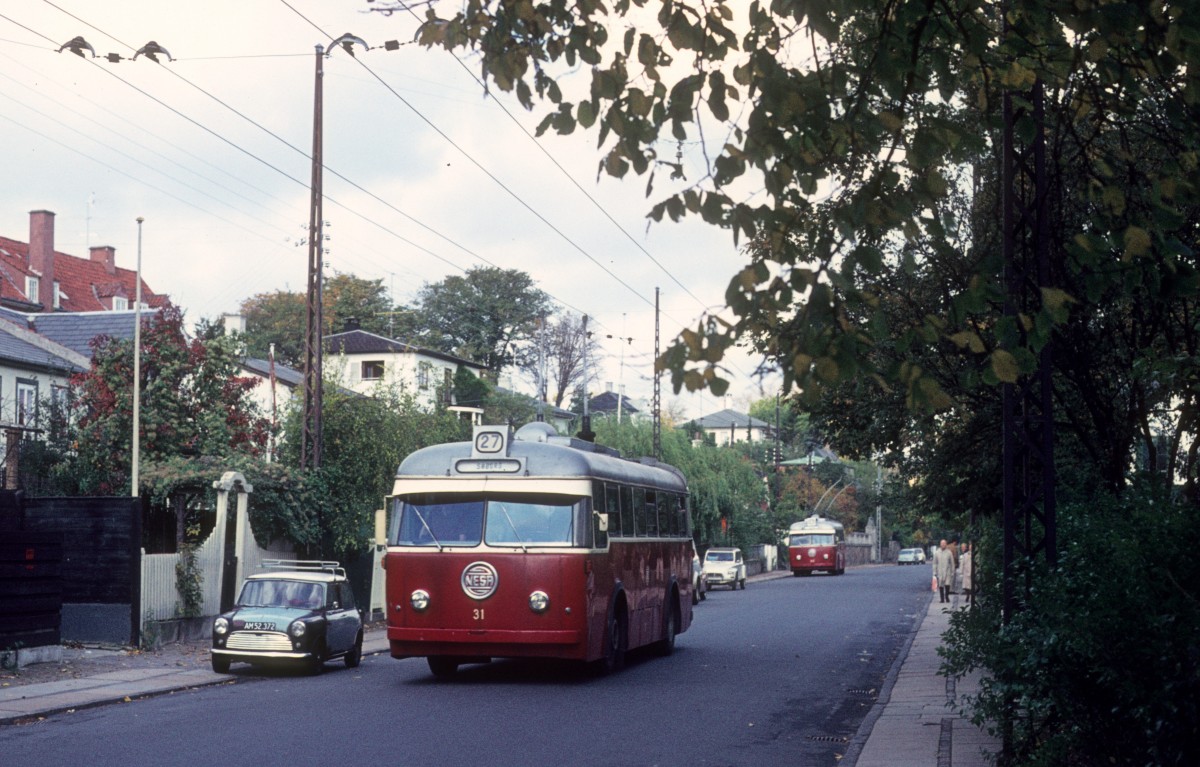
[655,599,678,657]
[599,604,628,674]
[428,656,459,679]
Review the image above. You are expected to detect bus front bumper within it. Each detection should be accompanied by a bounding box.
[388,627,583,659]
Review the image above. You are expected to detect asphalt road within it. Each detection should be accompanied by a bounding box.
[1,564,931,767]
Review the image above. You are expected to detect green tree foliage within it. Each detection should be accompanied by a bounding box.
[324,271,398,337]
[747,396,813,461]
[239,289,307,368]
[413,267,551,374]
[239,273,401,368]
[941,490,1200,766]
[64,305,270,498]
[590,419,766,551]
[400,0,1199,425]
[278,382,468,558]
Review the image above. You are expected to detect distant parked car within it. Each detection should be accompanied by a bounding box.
[703,547,746,590]
[897,548,927,565]
[211,560,363,674]
[691,548,708,604]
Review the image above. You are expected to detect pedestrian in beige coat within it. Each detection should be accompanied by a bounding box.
[933,539,955,604]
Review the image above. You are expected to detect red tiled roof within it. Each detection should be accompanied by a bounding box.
[0,234,167,312]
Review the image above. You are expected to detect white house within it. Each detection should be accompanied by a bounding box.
[692,408,774,446]
[323,323,487,410]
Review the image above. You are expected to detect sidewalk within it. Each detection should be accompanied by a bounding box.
[0,631,393,725]
[847,591,1001,767]
[3,574,1001,767]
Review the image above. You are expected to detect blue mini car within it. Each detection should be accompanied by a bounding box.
[211,560,363,674]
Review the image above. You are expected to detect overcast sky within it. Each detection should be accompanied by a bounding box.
[0,0,780,422]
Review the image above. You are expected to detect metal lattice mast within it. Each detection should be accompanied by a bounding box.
[1001,54,1057,623]
[653,287,662,460]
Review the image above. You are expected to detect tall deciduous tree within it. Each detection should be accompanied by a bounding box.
[239,290,306,368]
[413,267,551,375]
[66,304,271,497]
[516,312,603,407]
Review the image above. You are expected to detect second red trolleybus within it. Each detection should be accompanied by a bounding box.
[383,422,695,678]
[787,515,847,576]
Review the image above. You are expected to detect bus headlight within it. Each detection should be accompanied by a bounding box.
[411,590,431,612]
[529,591,550,613]
[213,617,229,635]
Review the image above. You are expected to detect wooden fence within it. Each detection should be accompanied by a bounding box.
[139,472,293,622]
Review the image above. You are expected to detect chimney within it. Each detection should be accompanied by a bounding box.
[343,317,360,332]
[29,210,56,307]
[222,313,247,336]
[90,245,117,275]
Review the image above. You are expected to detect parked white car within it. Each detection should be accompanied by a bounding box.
[702,547,746,590]
[897,547,927,565]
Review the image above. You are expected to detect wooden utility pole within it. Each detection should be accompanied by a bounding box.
[301,44,325,471]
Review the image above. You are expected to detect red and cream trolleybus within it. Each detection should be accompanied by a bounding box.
[383,422,694,678]
[787,515,847,576]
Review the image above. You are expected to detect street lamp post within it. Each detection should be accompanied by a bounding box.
[132,216,143,497]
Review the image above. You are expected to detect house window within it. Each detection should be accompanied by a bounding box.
[53,281,61,309]
[16,379,38,426]
[361,361,384,381]
[418,362,433,390]
[49,384,69,438]
[113,296,128,311]
[26,276,39,304]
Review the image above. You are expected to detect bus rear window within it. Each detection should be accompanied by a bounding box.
[790,533,836,546]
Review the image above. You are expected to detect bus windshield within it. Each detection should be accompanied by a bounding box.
[790,533,836,546]
[394,493,580,547]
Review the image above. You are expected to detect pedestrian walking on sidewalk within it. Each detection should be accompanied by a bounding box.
[934,539,955,604]
[960,542,973,603]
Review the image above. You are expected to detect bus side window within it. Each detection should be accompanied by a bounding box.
[662,493,676,537]
[620,485,634,537]
[644,490,659,536]
[591,481,608,548]
[633,487,647,537]
[606,483,623,537]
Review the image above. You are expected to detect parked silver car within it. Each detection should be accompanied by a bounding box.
[691,550,708,604]
[702,547,746,590]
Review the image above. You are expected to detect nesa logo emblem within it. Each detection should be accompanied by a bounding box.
[461,562,499,600]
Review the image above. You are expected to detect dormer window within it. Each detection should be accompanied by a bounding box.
[26,276,39,304]
[113,296,128,311]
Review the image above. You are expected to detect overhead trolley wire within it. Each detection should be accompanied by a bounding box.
[278,0,655,314]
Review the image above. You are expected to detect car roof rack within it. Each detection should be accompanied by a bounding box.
[260,559,345,577]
